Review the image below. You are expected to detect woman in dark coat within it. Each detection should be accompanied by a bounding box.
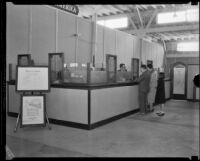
[155,72,165,116]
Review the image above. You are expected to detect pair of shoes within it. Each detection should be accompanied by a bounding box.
[156,112,165,116]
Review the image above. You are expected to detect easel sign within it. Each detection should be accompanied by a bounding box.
[16,66,50,92]
[21,95,46,127]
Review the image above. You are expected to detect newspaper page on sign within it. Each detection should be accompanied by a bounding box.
[22,96,44,125]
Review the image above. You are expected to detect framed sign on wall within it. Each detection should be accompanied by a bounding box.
[16,66,50,92]
[20,94,46,127]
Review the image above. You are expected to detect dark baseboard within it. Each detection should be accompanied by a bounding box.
[7,108,140,130]
[48,118,89,130]
[89,108,140,130]
[187,99,200,102]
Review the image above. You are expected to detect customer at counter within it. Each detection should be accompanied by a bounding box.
[147,64,158,112]
[135,64,151,114]
[155,68,165,116]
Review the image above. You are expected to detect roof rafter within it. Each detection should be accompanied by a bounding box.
[123,24,199,34]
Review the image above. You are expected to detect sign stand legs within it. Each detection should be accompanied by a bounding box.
[45,111,51,130]
[14,112,21,133]
[14,111,51,132]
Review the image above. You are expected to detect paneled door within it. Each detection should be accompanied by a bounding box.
[172,63,187,99]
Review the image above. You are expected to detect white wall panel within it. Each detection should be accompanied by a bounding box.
[95,25,104,68]
[104,28,116,55]
[116,31,127,69]
[6,3,29,80]
[58,12,76,64]
[46,88,88,124]
[91,85,139,123]
[76,18,92,63]
[133,37,140,59]
[31,5,55,65]
[77,40,91,63]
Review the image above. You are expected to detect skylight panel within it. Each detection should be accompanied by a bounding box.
[157,8,199,24]
[97,17,128,29]
[177,42,199,52]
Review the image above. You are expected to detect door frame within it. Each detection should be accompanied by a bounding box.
[171,62,187,100]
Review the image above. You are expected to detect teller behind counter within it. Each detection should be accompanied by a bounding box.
[117,63,133,82]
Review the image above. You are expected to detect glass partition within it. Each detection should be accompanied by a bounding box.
[8,53,139,85]
[131,58,139,80]
[48,53,64,84]
[106,54,117,83]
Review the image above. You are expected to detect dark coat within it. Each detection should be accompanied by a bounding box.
[155,74,165,104]
[138,70,151,93]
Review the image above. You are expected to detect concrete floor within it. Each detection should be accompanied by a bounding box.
[6,99,199,158]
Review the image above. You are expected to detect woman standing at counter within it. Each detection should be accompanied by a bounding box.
[155,69,165,116]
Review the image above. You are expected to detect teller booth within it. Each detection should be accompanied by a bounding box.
[8,52,140,130]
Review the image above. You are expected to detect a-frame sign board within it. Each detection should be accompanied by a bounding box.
[14,66,51,132]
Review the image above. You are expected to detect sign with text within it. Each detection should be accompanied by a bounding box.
[16,66,50,92]
[21,95,45,127]
[51,5,79,15]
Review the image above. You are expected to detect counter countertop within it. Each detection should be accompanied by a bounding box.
[7,80,139,90]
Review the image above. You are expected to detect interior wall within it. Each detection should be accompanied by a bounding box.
[141,40,164,69]
[95,27,145,71]
[6,3,29,80]
[31,5,56,65]
[7,3,165,80]
[165,41,199,78]
[6,3,93,76]
[165,41,199,99]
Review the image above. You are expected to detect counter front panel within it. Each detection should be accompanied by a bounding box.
[91,85,139,124]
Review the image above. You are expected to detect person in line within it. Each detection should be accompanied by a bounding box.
[135,64,151,114]
[118,63,127,72]
[155,68,165,116]
[147,64,158,112]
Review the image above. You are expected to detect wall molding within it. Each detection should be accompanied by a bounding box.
[166,54,199,58]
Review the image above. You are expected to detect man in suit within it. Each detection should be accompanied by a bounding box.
[136,64,151,114]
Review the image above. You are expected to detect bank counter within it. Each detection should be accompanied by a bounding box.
[7,62,171,130]
[7,80,171,130]
[7,80,139,130]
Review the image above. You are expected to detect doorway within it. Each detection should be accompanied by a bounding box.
[171,62,187,100]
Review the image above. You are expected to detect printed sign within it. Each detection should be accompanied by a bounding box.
[51,5,79,15]
[21,95,45,126]
[16,66,49,92]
